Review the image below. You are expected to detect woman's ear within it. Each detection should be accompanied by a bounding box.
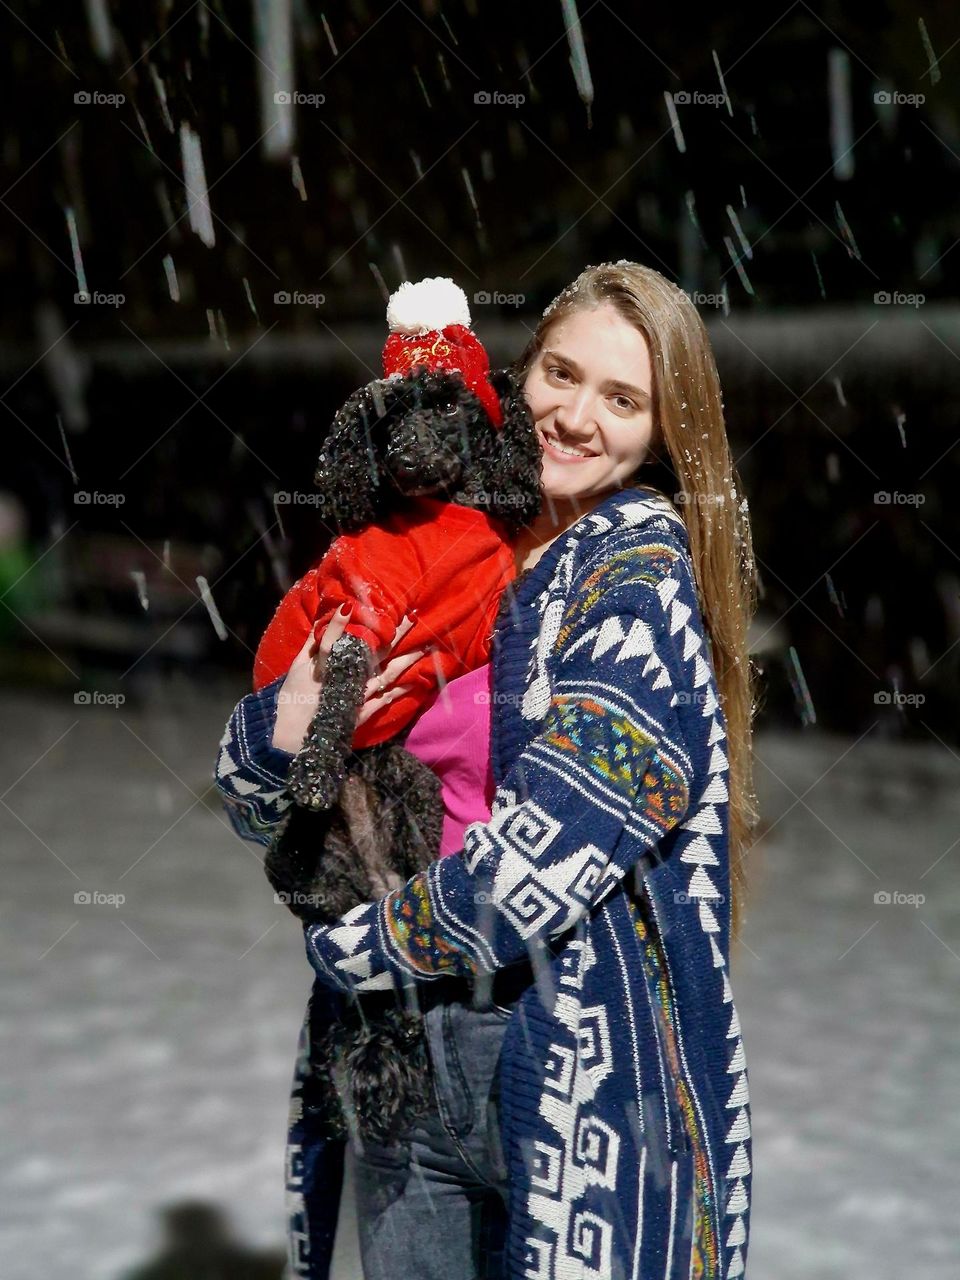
[485,368,543,534]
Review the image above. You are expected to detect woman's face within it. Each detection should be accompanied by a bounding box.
[522,302,658,504]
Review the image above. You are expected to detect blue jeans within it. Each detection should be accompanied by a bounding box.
[348,981,518,1280]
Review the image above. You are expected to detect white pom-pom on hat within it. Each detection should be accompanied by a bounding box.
[386,276,471,336]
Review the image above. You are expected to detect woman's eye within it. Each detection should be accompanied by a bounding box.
[613,395,636,412]
[547,366,570,382]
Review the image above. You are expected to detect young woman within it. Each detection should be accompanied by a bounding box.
[217,261,759,1280]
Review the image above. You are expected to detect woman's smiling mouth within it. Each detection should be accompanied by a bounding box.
[538,427,600,462]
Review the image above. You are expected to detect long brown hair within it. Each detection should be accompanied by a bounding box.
[511,261,760,949]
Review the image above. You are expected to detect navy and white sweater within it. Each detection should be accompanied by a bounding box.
[216,486,752,1280]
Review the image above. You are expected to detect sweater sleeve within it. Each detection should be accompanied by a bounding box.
[304,528,694,993]
[215,676,296,846]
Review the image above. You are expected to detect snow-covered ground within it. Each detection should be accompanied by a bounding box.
[2,682,958,1279]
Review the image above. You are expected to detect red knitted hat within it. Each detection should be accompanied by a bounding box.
[381,277,503,427]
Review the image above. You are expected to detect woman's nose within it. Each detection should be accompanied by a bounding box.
[553,390,595,435]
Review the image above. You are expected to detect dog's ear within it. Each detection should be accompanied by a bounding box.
[313,383,389,531]
[485,368,543,534]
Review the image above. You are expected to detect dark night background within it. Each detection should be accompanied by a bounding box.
[4,4,959,1279]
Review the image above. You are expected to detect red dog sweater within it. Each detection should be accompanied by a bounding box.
[252,497,516,749]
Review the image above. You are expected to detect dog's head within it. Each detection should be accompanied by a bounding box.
[313,363,542,534]
[377,366,487,498]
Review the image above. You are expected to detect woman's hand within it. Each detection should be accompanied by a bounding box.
[271,606,430,754]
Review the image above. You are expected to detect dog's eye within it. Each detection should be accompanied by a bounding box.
[435,399,459,417]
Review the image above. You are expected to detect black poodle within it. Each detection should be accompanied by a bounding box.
[264,359,541,1145]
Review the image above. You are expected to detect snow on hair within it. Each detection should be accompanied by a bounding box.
[386,276,472,335]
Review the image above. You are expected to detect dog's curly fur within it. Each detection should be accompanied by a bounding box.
[264,361,541,1144]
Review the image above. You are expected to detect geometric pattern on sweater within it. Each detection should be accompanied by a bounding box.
[506,496,750,1278]
[214,675,294,847]
[303,486,753,1279]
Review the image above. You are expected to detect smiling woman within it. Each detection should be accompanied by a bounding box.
[216,260,761,1280]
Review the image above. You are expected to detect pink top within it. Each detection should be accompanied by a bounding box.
[404,661,495,857]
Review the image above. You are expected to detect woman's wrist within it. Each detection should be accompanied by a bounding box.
[272,682,319,753]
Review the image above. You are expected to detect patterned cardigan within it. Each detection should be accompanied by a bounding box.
[216,485,753,1280]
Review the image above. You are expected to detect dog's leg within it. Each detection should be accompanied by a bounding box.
[287,633,371,810]
[370,743,446,880]
[265,796,375,923]
[338,764,406,899]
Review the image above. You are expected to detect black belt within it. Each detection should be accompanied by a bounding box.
[419,959,533,1011]
[488,960,536,1009]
